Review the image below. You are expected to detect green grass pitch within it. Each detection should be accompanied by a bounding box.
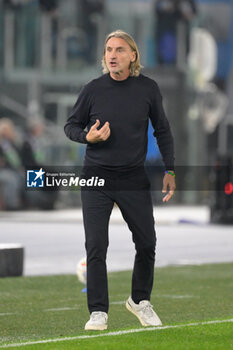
[0,263,232,350]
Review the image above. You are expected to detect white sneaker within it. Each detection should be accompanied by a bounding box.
[85,311,108,331]
[126,296,162,327]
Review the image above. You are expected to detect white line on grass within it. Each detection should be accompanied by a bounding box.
[158,294,195,299]
[0,318,232,348]
[0,313,18,317]
[44,307,79,312]
[0,297,194,317]
[44,301,125,312]
[110,301,125,305]
[1,303,125,317]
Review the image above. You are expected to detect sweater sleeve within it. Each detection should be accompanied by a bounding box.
[149,82,175,171]
[64,85,92,144]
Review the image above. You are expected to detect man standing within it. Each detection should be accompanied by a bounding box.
[64,30,176,331]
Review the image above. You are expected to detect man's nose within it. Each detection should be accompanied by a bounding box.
[110,50,117,59]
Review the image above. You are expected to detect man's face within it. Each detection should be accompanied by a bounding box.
[105,37,136,78]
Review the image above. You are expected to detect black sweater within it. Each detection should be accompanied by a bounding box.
[64,73,175,170]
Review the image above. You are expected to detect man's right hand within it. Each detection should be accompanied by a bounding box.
[86,119,111,143]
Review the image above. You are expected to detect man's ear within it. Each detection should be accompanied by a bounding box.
[131,51,136,62]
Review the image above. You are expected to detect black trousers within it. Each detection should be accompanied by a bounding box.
[81,167,156,314]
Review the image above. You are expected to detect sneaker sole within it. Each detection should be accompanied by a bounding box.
[85,324,107,331]
[126,301,162,327]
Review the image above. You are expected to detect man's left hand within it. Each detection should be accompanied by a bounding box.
[162,172,176,202]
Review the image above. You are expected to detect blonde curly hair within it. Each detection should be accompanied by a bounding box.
[102,30,142,77]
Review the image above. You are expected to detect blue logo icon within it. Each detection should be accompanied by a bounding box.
[27,168,45,188]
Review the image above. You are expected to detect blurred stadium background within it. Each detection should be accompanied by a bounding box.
[0,3,232,346]
[0,0,232,223]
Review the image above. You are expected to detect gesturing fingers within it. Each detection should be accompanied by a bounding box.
[99,121,110,133]
[90,119,100,130]
[162,190,175,202]
[86,120,111,143]
[162,173,176,202]
[101,126,111,141]
[97,122,110,140]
